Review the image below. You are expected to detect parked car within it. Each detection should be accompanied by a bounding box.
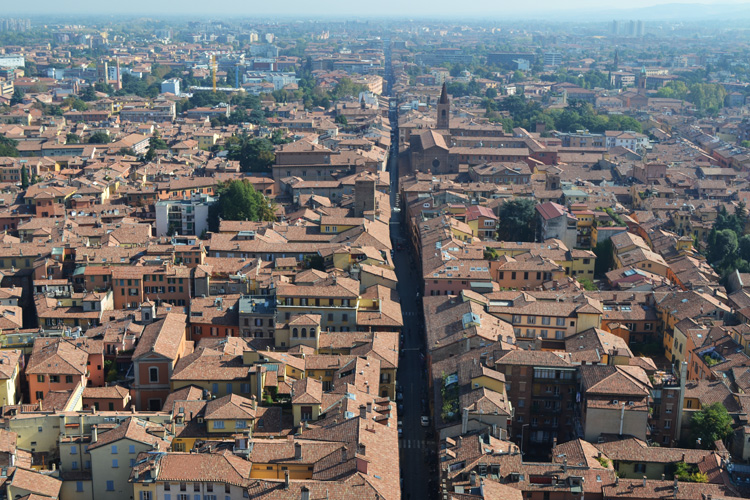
[420,416,430,427]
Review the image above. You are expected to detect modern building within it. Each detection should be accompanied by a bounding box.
[155,193,216,237]
[160,78,180,96]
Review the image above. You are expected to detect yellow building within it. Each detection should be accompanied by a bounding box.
[171,347,266,401]
[276,275,360,333]
[196,132,220,150]
[88,417,170,500]
[0,349,22,406]
[291,378,322,427]
[204,394,258,435]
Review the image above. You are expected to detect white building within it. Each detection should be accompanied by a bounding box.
[544,52,562,67]
[0,54,25,69]
[160,78,180,96]
[155,194,215,237]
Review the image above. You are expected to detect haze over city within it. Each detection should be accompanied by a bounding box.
[0,4,749,500]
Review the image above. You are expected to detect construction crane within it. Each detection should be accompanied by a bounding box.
[211,54,217,93]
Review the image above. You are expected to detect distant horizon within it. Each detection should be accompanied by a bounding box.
[4,1,750,21]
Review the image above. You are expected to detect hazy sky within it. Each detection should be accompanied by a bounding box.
[6,0,750,18]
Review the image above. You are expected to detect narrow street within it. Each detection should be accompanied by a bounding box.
[384,36,436,500]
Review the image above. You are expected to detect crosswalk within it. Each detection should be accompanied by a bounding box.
[399,439,431,449]
[403,311,419,317]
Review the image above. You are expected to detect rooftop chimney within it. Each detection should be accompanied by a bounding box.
[284,470,290,490]
[643,476,647,487]
[366,401,373,414]
[470,471,477,486]
[360,405,367,419]
[341,446,347,463]
[92,425,98,443]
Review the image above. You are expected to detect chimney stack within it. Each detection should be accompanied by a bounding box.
[470,471,477,486]
[341,446,347,463]
[461,407,469,434]
[366,401,372,414]
[643,476,647,487]
[563,458,567,473]
[284,470,290,489]
[92,425,98,443]
[360,405,367,419]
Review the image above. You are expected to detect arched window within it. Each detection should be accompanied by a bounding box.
[292,328,298,337]
[301,328,307,338]
[441,109,446,117]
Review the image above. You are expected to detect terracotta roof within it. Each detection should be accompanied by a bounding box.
[133,313,187,361]
[9,468,62,498]
[88,416,170,451]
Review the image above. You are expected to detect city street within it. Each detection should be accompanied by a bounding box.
[384,37,436,500]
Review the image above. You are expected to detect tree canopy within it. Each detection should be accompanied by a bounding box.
[689,402,733,449]
[209,180,276,231]
[493,96,642,134]
[87,131,110,144]
[225,135,275,173]
[497,198,537,242]
[0,136,19,157]
[706,203,749,276]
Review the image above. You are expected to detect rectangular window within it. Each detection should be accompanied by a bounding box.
[149,367,159,383]
[129,445,136,453]
[71,445,78,454]
[66,375,73,383]
[37,375,44,382]
[556,318,565,326]
[77,482,84,492]
[72,460,79,470]
[214,420,225,429]
[111,445,118,454]
[50,375,59,383]
[112,459,119,468]
[106,481,114,491]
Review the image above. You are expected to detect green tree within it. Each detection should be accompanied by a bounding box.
[497,198,537,242]
[87,131,110,144]
[20,165,28,189]
[690,402,733,449]
[66,133,80,144]
[225,135,275,173]
[63,97,88,111]
[149,131,168,150]
[577,277,597,291]
[335,115,348,125]
[10,88,24,106]
[81,85,98,102]
[209,180,276,231]
[593,239,615,278]
[0,136,19,157]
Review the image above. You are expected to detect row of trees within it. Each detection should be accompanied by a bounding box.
[656,81,728,115]
[490,96,642,135]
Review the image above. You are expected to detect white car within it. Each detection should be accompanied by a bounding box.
[420,416,430,427]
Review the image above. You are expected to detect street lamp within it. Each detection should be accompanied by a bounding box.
[520,423,530,455]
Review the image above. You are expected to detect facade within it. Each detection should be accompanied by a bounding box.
[155,194,215,237]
